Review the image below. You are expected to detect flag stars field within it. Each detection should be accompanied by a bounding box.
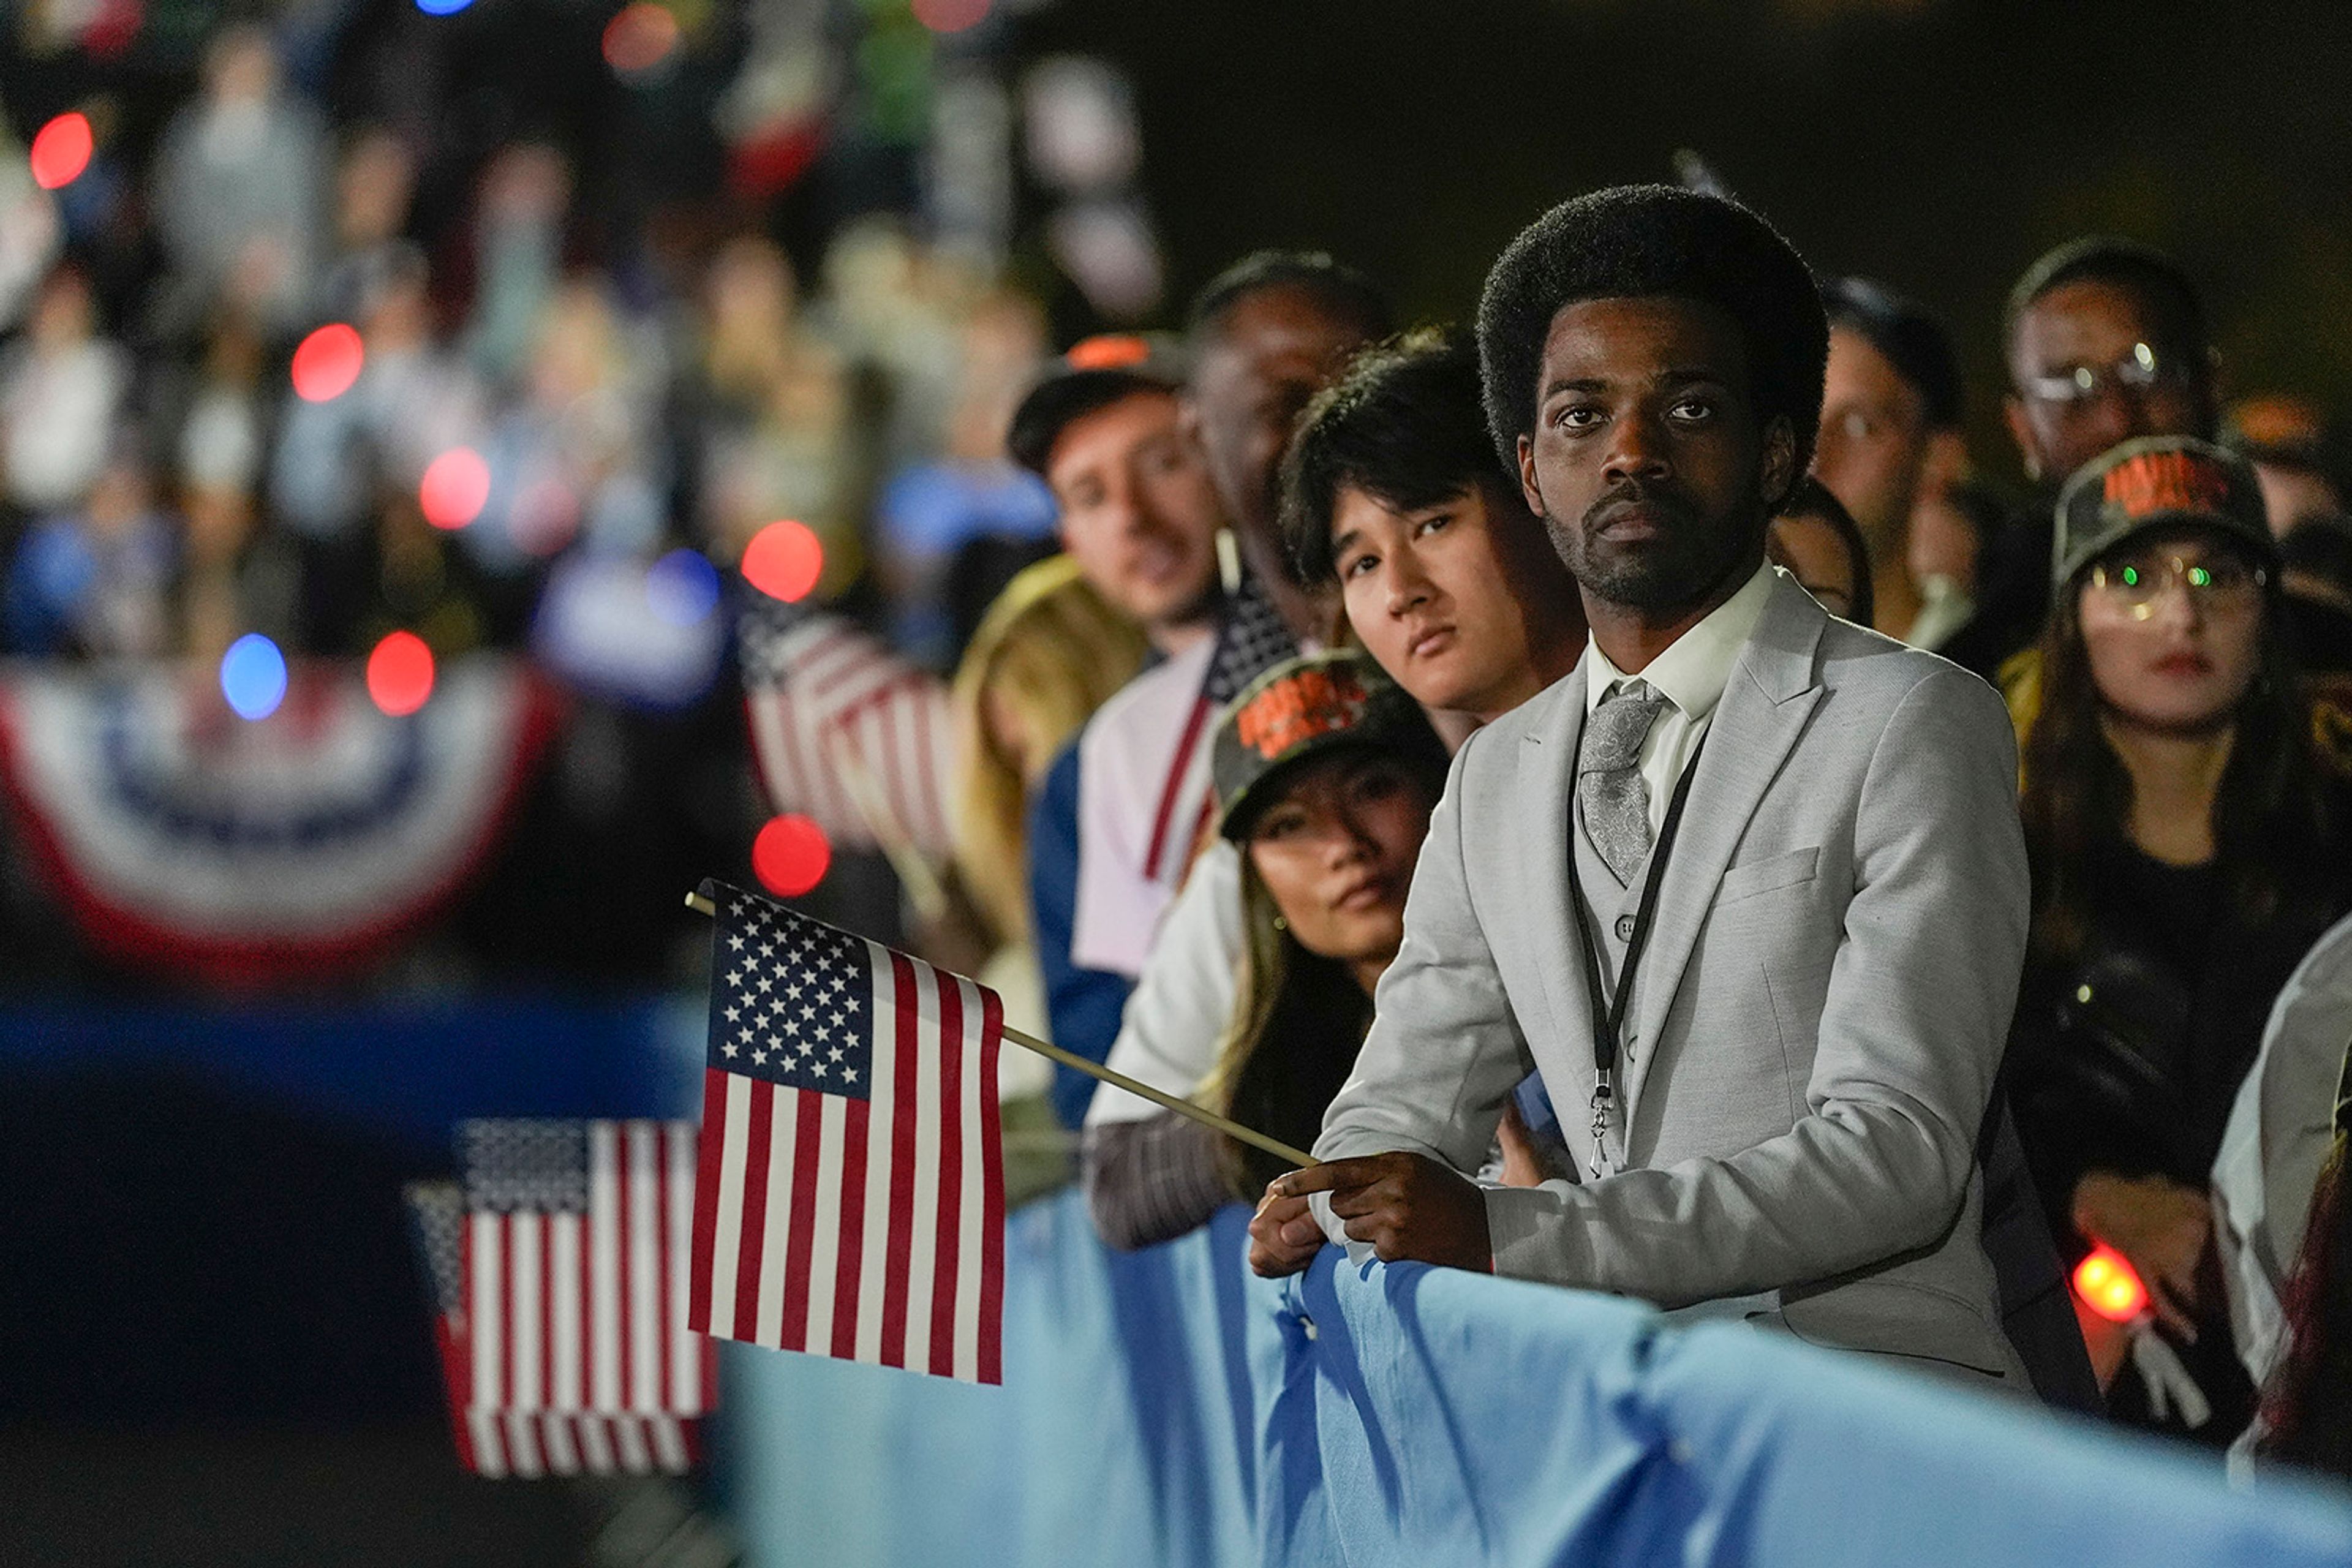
[689,882,1005,1383]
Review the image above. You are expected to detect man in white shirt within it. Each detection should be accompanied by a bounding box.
[1254,187,2033,1385]
[1066,256,1391,983]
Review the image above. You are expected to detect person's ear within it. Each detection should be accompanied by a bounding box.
[2003,393,2041,482]
[1516,434,1545,516]
[1759,416,1797,508]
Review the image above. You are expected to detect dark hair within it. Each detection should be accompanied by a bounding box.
[1210,858,1380,1195]
[2261,1128,2352,1479]
[2019,544,2332,966]
[1771,475,1875,627]
[1279,325,1512,585]
[2282,514,2352,592]
[2004,236,2209,360]
[1188,250,1395,346]
[1822,275,1964,429]
[1475,184,1828,491]
[1204,748,1446,1194]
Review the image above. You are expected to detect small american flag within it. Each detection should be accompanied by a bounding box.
[689,880,1005,1382]
[740,606,956,859]
[404,1119,717,1478]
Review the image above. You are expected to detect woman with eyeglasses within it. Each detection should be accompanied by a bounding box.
[2009,436,2352,1444]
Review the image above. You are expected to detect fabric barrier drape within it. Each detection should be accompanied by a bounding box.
[723,1189,2352,1567]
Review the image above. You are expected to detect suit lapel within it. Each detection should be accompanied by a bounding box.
[1623,578,1826,1117]
[1518,654,1596,1063]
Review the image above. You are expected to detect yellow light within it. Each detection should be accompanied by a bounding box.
[2072,1245,2147,1324]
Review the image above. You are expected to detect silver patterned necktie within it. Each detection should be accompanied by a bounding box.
[1578,679,1668,886]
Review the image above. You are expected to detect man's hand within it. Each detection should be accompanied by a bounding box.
[1266,1152,1491,1272]
[1248,1189,1325,1278]
[2072,1170,2212,1341]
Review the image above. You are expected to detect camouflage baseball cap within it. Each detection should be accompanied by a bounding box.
[1212,650,1445,842]
[2052,435,2277,588]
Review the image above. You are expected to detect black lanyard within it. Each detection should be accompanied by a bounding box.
[1562,737,1705,1170]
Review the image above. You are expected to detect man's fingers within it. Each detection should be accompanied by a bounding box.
[1255,1191,1310,1223]
[1327,1181,1404,1220]
[1269,1157,1392,1199]
[2149,1282,2199,1344]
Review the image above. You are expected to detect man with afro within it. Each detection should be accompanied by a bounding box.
[1253,186,2039,1393]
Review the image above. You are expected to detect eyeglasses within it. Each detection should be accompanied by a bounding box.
[2086,551,2267,618]
[2022,342,2195,409]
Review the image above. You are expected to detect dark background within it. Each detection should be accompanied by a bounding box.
[1039,0,2352,473]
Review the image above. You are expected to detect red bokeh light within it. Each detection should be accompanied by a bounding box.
[290,323,365,402]
[2072,1244,2149,1324]
[420,448,491,530]
[911,0,990,33]
[753,815,831,897]
[741,519,824,603]
[29,113,94,191]
[602,2,679,74]
[366,631,436,716]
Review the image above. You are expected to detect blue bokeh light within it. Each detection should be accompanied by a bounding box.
[221,634,288,721]
[415,0,473,15]
[646,548,722,627]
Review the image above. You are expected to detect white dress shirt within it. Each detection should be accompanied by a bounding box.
[1072,635,1218,978]
[1582,561,1779,835]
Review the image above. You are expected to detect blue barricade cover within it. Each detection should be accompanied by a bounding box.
[724,1189,2352,1568]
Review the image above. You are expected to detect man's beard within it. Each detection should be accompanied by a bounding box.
[1552,479,1749,614]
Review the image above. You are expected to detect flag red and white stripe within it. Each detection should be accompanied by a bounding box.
[688,884,1004,1383]
[742,614,955,859]
[420,1121,718,1477]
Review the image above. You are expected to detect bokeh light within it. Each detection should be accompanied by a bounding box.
[646,548,721,627]
[2071,1244,2148,1324]
[911,0,991,34]
[366,631,437,716]
[29,113,94,190]
[420,448,491,530]
[290,323,365,402]
[603,3,680,75]
[220,634,288,721]
[414,0,473,14]
[753,815,831,897]
[741,519,823,603]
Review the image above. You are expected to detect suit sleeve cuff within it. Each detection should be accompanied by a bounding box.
[1482,1180,1586,1286]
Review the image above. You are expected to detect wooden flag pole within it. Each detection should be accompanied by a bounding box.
[685,890,1317,1169]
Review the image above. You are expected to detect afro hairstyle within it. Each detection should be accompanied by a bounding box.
[1474,184,1828,494]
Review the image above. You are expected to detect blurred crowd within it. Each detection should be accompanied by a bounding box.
[0,23,1071,680]
[12,3,2352,1509]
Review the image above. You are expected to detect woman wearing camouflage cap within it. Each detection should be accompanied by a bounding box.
[2010,435,2352,1443]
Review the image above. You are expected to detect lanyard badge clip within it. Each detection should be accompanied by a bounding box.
[1587,1068,1616,1177]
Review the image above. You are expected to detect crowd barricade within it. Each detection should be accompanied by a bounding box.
[723,1188,2352,1567]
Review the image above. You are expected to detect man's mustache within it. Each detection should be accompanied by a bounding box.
[1581,480,1699,535]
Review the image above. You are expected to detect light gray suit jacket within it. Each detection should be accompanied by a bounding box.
[1314,573,2032,1379]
